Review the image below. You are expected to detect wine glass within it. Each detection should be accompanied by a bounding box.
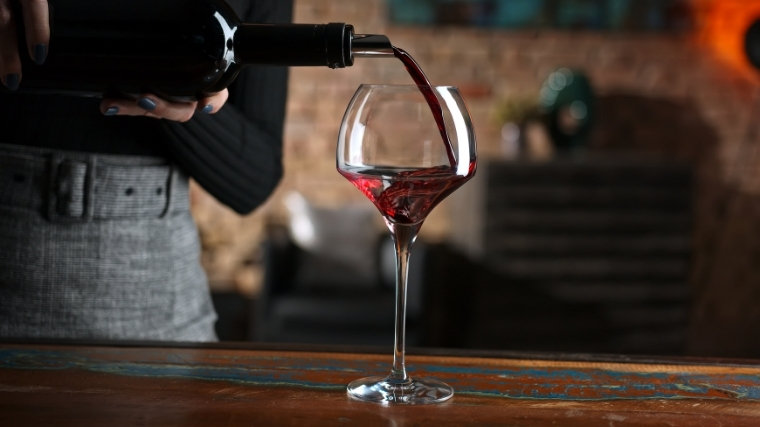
[337,84,477,404]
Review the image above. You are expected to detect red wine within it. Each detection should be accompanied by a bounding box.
[7,0,361,98]
[339,163,476,225]
[393,47,457,169]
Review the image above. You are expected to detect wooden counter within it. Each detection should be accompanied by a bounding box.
[1,342,760,426]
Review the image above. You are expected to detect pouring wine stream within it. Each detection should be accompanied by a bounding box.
[351,36,458,170]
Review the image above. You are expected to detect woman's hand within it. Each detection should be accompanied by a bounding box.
[1,0,227,121]
[0,0,50,90]
[100,89,229,122]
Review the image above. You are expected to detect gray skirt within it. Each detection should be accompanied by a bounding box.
[0,142,217,341]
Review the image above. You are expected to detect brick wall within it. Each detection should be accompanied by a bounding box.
[192,0,760,356]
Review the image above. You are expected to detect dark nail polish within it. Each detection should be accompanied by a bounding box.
[104,106,119,116]
[4,74,19,91]
[137,97,156,111]
[34,44,47,65]
[200,104,213,114]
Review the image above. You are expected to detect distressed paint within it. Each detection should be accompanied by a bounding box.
[3,344,760,426]
[2,345,760,401]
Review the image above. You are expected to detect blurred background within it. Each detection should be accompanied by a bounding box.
[191,0,760,358]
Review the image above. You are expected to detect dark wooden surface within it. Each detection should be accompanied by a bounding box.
[2,342,760,426]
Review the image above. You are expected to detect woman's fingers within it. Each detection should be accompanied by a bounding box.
[134,95,199,122]
[0,0,49,90]
[20,0,49,65]
[101,90,229,122]
[196,89,229,115]
[101,95,199,122]
[0,0,21,90]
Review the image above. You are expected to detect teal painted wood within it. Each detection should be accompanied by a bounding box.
[2,346,760,401]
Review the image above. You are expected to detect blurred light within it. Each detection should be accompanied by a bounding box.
[549,72,567,91]
[501,122,521,158]
[540,86,558,107]
[694,0,760,80]
[501,122,521,143]
[570,100,588,120]
[558,68,574,85]
[283,192,316,248]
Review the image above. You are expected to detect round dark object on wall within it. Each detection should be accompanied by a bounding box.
[540,69,595,151]
[745,19,760,71]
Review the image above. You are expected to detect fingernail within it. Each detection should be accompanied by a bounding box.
[200,104,213,114]
[34,44,47,65]
[4,74,19,91]
[137,97,156,111]
[104,106,119,116]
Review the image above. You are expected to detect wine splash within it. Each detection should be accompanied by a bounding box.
[339,163,476,225]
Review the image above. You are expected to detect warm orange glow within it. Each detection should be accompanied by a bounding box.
[693,0,760,80]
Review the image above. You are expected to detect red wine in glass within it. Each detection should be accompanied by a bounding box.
[339,163,476,224]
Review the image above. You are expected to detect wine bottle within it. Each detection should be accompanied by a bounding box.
[6,0,392,99]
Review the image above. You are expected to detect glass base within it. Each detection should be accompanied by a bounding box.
[347,376,453,405]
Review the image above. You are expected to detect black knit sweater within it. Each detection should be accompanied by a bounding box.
[0,0,291,215]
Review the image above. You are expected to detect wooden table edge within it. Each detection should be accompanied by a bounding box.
[3,337,759,368]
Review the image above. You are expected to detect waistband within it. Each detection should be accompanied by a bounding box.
[0,142,189,221]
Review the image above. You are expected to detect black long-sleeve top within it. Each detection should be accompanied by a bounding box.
[0,0,291,215]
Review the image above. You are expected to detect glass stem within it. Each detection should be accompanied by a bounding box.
[387,221,420,384]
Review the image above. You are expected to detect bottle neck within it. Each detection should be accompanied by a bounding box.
[234,23,353,68]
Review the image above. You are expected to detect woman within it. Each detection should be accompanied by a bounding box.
[0,0,290,341]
